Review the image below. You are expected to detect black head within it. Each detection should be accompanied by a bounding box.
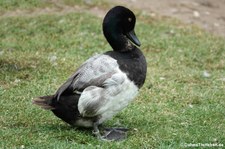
[103,6,141,52]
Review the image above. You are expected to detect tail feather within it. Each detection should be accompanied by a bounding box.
[33,95,55,110]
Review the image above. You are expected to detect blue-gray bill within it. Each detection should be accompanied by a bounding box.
[126,30,141,46]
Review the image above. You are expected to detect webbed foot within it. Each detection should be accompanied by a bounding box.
[102,128,129,141]
[92,121,129,141]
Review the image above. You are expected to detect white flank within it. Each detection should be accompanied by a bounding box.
[77,56,139,125]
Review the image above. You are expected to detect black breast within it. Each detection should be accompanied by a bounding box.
[105,47,147,88]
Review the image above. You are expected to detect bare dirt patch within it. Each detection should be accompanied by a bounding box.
[113,0,225,38]
[0,5,105,18]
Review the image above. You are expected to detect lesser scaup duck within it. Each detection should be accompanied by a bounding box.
[33,6,147,141]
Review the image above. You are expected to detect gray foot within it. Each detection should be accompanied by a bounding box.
[102,128,129,141]
[92,121,129,141]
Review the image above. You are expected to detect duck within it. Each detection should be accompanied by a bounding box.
[33,6,147,141]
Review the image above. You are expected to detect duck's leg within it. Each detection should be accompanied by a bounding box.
[92,121,102,139]
[102,127,128,141]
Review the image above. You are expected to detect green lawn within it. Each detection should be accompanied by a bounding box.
[0,1,224,148]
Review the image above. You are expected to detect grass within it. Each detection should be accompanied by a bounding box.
[0,1,225,148]
[0,0,109,13]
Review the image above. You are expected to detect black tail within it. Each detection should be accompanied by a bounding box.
[33,94,81,126]
[33,95,55,110]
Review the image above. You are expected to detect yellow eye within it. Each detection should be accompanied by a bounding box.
[128,17,132,22]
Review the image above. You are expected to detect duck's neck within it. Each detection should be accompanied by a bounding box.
[103,28,134,52]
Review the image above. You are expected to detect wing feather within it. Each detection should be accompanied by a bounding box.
[55,54,119,100]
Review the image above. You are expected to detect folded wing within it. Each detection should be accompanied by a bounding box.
[54,54,116,98]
